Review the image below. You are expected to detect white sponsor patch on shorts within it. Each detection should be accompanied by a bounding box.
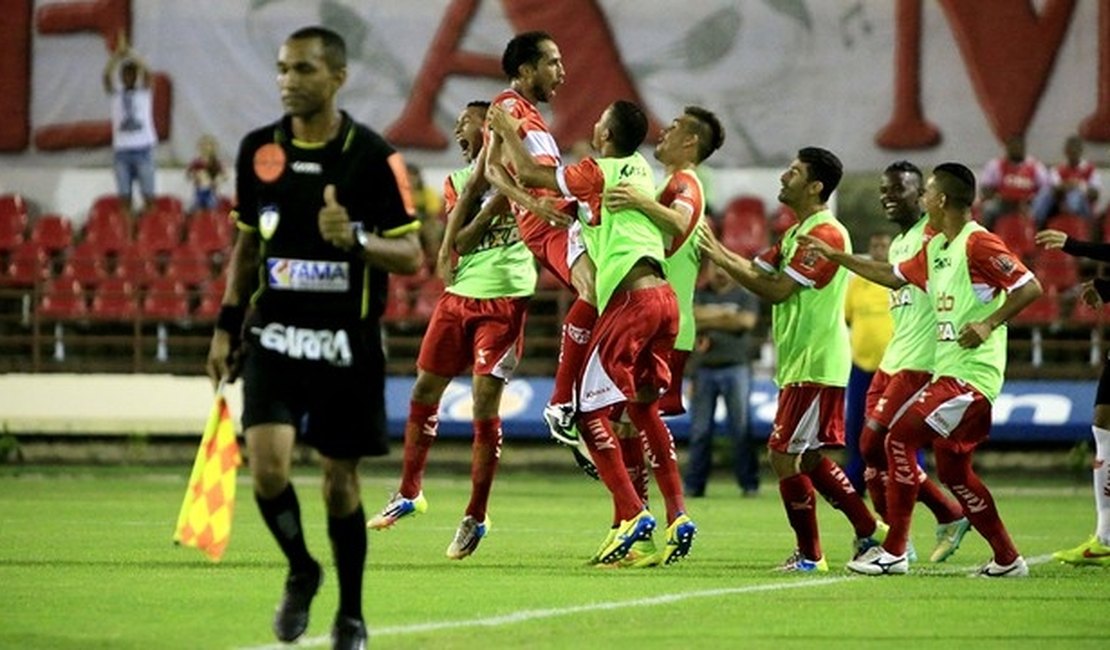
[267,258,350,292]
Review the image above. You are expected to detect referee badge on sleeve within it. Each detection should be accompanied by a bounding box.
[259,205,280,240]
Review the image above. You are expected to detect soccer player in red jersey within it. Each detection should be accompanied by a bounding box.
[700,148,884,572]
[446,32,598,446]
[806,163,1042,577]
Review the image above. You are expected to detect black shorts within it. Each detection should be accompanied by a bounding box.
[240,318,388,459]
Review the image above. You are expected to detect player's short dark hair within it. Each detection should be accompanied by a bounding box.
[467,100,491,111]
[607,100,648,157]
[501,31,554,79]
[288,26,347,71]
[798,147,843,202]
[883,160,924,186]
[932,162,977,209]
[683,106,725,163]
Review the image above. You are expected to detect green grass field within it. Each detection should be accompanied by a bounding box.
[0,456,1104,649]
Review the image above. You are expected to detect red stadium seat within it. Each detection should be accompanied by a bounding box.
[991,213,1036,259]
[1044,213,1090,242]
[1031,248,1080,293]
[29,214,73,255]
[771,205,798,237]
[383,275,412,323]
[150,195,184,220]
[60,242,109,288]
[0,193,28,252]
[165,244,214,288]
[89,276,138,321]
[136,211,181,253]
[1010,285,1059,327]
[411,276,444,322]
[38,277,87,321]
[142,277,190,321]
[193,275,226,322]
[720,195,769,258]
[3,241,48,287]
[112,243,160,289]
[185,209,234,254]
[83,209,131,253]
[1070,296,1110,326]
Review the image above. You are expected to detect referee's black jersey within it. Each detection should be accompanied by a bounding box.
[233,111,419,325]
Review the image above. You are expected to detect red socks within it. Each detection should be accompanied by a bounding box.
[550,299,597,406]
[398,400,439,498]
[465,417,502,522]
[779,474,821,561]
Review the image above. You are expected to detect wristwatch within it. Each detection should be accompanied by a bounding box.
[350,222,370,251]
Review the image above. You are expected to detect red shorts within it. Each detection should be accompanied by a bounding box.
[518,215,586,291]
[578,284,678,413]
[658,349,691,416]
[767,383,846,454]
[416,293,529,380]
[891,376,993,454]
[865,368,933,430]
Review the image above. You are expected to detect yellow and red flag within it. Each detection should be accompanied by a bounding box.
[173,389,241,561]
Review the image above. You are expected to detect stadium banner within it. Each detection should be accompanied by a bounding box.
[2,0,1107,175]
[384,377,1097,444]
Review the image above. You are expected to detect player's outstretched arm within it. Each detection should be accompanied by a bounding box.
[698,222,796,303]
[797,233,905,289]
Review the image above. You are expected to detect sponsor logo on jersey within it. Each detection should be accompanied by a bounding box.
[254,322,353,366]
[267,258,350,292]
[291,160,322,175]
[259,205,280,240]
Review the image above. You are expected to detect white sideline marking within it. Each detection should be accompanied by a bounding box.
[235,577,851,650]
[235,556,1057,649]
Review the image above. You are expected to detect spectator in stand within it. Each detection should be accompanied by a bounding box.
[978,135,1049,229]
[186,134,227,212]
[1033,135,1102,225]
[102,32,157,220]
[843,232,894,493]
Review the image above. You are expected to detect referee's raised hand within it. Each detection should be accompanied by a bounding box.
[318,184,355,249]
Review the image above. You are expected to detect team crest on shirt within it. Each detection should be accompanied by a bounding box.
[990,254,1016,275]
[799,246,821,269]
[259,204,280,240]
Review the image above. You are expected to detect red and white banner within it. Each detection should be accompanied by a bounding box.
[1,0,1107,172]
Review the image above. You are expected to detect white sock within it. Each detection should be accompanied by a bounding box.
[1093,426,1110,545]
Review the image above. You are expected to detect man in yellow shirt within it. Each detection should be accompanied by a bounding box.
[843,233,893,492]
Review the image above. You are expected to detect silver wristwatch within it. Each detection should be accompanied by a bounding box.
[350,222,370,251]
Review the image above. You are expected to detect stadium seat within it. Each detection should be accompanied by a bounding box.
[136,211,182,253]
[991,213,1036,259]
[60,242,109,289]
[89,276,138,321]
[83,210,131,253]
[720,195,769,258]
[1070,296,1110,326]
[165,244,214,288]
[3,241,48,287]
[142,277,190,322]
[771,205,798,238]
[1010,285,1059,327]
[193,275,226,322]
[29,214,73,256]
[150,195,184,221]
[0,193,28,253]
[113,244,160,289]
[185,209,234,254]
[1044,213,1090,242]
[383,274,412,323]
[38,277,87,321]
[1031,248,1080,292]
[411,276,444,322]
